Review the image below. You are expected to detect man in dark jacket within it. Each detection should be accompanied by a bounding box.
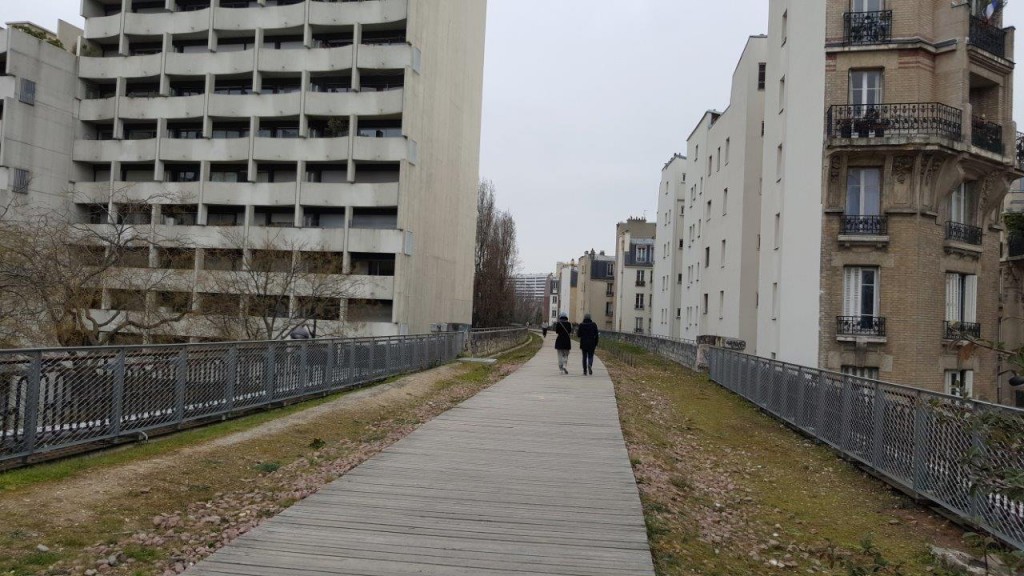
[554,313,573,374]
[577,313,599,375]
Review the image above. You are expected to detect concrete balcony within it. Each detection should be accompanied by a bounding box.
[125,9,211,36]
[208,92,300,117]
[246,225,346,251]
[212,3,306,31]
[309,0,408,27]
[161,137,250,163]
[80,97,117,121]
[258,45,350,73]
[166,49,254,76]
[79,54,163,80]
[119,94,205,119]
[356,44,413,69]
[347,227,403,253]
[74,138,158,163]
[155,224,234,248]
[348,275,395,300]
[84,13,121,39]
[300,182,399,208]
[254,136,349,162]
[304,89,403,116]
[203,181,297,206]
[72,181,113,204]
[352,135,407,162]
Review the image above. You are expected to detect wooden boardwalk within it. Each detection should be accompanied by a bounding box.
[186,338,655,575]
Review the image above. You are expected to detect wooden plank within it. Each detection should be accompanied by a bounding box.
[184,344,655,575]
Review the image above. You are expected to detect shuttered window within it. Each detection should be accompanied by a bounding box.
[847,168,881,216]
[945,273,977,323]
[852,0,884,11]
[945,369,974,398]
[843,267,879,317]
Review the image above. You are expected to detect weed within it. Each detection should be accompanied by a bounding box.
[123,544,160,562]
[308,438,326,450]
[253,462,281,474]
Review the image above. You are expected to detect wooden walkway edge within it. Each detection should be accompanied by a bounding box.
[185,336,656,575]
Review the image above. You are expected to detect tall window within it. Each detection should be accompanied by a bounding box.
[721,240,726,267]
[950,183,975,225]
[719,291,725,319]
[722,189,728,215]
[757,63,766,90]
[635,294,645,309]
[847,168,881,215]
[849,70,882,109]
[844,267,879,320]
[636,245,649,263]
[852,0,884,11]
[945,273,978,324]
[945,369,974,398]
[636,270,645,284]
[703,293,709,315]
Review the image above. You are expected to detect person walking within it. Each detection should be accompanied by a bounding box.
[554,312,573,374]
[577,313,599,375]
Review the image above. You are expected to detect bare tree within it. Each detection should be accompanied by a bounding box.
[196,228,360,341]
[473,180,519,327]
[0,186,195,347]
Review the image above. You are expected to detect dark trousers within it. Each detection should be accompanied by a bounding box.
[581,350,594,371]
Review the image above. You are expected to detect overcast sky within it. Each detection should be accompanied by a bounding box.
[6,1,1024,273]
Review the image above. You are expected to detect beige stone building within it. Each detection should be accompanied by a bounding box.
[574,250,615,331]
[63,0,486,339]
[614,218,655,334]
[815,0,1021,399]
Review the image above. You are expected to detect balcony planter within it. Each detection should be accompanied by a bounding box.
[838,119,853,138]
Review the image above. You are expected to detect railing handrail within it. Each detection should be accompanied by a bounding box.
[946,220,984,245]
[826,102,963,141]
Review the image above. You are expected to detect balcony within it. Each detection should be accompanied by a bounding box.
[972,116,1004,155]
[969,15,1007,59]
[843,10,892,45]
[634,305,645,310]
[1008,233,1024,259]
[840,215,887,236]
[635,280,646,287]
[944,321,981,340]
[836,316,886,338]
[826,103,962,142]
[1017,132,1024,170]
[946,221,983,245]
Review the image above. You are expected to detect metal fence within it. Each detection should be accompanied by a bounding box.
[466,327,530,357]
[602,333,1024,551]
[0,332,464,468]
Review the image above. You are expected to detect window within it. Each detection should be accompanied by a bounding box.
[776,144,784,180]
[635,294,645,309]
[852,0,884,11]
[19,79,36,105]
[12,169,30,194]
[716,147,721,172]
[781,10,788,45]
[719,291,724,319]
[635,317,644,333]
[842,366,880,379]
[721,240,726,267]
[676,308,681,319]
[707,155,712,176]
[847,168,881,216]
[945,370,974,398]
[703,293,709,315]
[844,267,879,319]
[636,270,645,284]
[704,247,710,268]
[771,283,779,319]
[774,213,781,248]
[677,273,682,284]
[779,76,786,112]
[706,200,712,221]
[849,70,882,109]
[725,139,730,164]
[945,273,978,324]
[722,189,728,215]
[605,302,613,316]
[679,239,684,249]
[757,63,766,90]
[636,245,649,263]
[950,183,976,225]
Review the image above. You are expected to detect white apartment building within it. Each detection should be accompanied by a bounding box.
[652,154,685,338]
[678,36,766,349]
[512,273,549,301]
[756,1,825,366]
[64,0,485,339]
[614,218,655,334]
[553,260,577,322]
[0,22,82,218]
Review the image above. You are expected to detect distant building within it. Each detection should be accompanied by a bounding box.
[614,218,655,334]
[652,154,686,338]
[512,273,549,301]
[574,250,615,331]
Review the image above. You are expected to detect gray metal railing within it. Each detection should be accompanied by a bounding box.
[0,332,464,468]
[466,327,530,357]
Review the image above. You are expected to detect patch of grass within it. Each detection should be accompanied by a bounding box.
[603,344,968,575]
[19,551,60,567]
[123,543,160,562]
[253,461,281,474]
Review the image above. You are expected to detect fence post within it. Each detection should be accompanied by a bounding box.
[175,348,187,424]
[110,350,126,438]
[22,351,42,460]
[263,344,275,402]
[871,384,886,468]
[299,341,309,393]
[225,345,238,413]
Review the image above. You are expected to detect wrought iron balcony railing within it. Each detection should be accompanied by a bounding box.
[837,316,886,337]
[944,320,981,340]
[844,10,892,45]
[1016,132,1024,170]
[826,103,962,141]
[841,215,887,235]
[969,15,1007,59]
[972,116,1004,155]
[634,304,645,310]
[946,221,983,245]
[635,280,646,287]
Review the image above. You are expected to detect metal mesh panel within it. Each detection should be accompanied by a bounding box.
[0,357,29,456]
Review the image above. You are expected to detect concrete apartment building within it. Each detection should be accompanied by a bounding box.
[652,154,685,338]
[512,273,549,302]
[614,218,655,334]
[0,22,82,218]
[574,250,616,331]
[680,36,766,349]
[61,0,486,339]
[552,260,578,322]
